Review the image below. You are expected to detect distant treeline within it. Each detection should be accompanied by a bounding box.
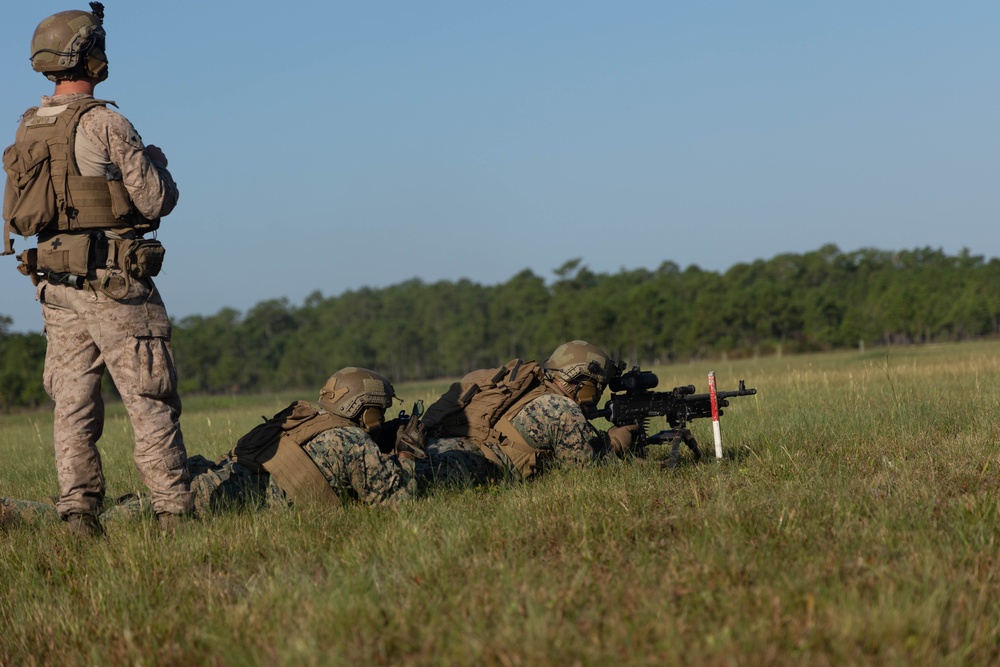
[2,244,999,409]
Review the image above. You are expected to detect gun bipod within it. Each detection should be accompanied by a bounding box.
[647,428,702,469]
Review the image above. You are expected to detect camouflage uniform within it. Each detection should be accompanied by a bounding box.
[417,437,503,489]
[420,392,621,486]
[0,425,417,526]
[0,497,59,528]
[161,425,418,515]
[29,92,191,519]
[105,424,417,517]
[506,392,619,468]
[268,425,417,507]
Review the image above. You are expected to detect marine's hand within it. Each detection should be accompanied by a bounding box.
[395,418,427,460]
[145,144,168,167]
[608,423,640,456]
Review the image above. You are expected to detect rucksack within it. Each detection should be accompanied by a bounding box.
[2,119,57,255]
[423,358,554,478]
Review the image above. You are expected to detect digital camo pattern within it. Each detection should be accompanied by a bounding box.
[40,273,193,519]
[186,455,269,514]
[0,497,59,527]
[508,393,620,469]
[102,455,269,519]
[417,392,621,484]
[41,92,179,219]
[417,437,502,490]
[269,425,418,507]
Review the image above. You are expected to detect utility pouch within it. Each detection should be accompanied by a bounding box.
[106,176,134,219]
[2,138,57,237]
[121,238,165,278]
[36,233,91,276]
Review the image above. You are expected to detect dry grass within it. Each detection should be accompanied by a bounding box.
[1,342,998,666]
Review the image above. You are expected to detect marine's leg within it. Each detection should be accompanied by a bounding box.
[0,497,61,528]
[418,437,503,490]
[187,455,269,516]
[94,279,193,517]
[40,282,108,520]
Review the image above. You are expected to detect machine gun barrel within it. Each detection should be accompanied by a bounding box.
[681,380,757,405]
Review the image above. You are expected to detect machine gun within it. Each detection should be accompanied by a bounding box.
[585,366,756,467]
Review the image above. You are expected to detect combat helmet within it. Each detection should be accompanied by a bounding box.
[30,2,109,82]
[317,367,396,433]
[543,340,617,406]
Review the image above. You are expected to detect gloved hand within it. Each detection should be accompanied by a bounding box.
[395,418,427,459]
[607,423,640,456]
[376,417,404,454]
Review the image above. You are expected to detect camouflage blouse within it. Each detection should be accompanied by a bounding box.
[271,425,418,507]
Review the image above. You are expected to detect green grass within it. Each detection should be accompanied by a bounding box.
[1,343,998,665]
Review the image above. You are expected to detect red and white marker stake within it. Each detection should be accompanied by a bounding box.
[707,371,723,459]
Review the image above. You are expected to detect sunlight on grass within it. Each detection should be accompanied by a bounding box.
[1,341,998,665]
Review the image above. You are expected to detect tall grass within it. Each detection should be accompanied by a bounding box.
[1,343,997,665]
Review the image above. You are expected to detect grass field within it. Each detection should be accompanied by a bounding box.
[1,342,998,666]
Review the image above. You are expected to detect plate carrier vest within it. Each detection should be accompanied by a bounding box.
[2,97,155,257]
[229,401,356,508]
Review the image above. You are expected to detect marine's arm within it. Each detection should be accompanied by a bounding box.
[78,106,179,219]
[509,394,619,468]
[304,427,418,507]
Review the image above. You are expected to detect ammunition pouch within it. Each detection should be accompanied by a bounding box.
[493,416,551,479]
[119,238,164,278]
[106,178,133,220]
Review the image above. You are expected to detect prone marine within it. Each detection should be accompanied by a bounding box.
[1,367,425,528]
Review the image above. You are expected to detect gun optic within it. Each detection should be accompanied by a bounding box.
[609,370,658,393]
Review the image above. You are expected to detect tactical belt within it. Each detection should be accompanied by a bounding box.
[37,233,115,290]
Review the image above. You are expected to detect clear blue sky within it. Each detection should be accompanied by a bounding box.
[2,1,998,332]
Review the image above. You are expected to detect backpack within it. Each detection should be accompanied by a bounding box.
[2,119,57,255]
[423,358,553,478]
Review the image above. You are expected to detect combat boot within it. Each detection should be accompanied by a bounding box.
[156,512,186,534]
[67,512,104,538]
[0,502,19,529]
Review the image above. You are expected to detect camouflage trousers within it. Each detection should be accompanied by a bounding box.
[39,274,193,519]
[417,437,505,491]
[0,457,267,528]
[0,497,59,528]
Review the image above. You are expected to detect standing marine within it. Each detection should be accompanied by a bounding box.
[2,3,192,535]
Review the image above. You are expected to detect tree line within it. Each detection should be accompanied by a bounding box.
[2,244,999,409]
